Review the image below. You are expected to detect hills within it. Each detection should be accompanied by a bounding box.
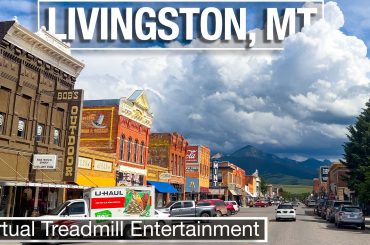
[214,145,331,185]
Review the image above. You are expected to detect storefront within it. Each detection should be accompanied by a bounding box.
[169,175,185,201]
[116,165,146,187]
[208,188,226,200]
[146,165,172,207]
[0,182,87,217]
[185,177,200,201]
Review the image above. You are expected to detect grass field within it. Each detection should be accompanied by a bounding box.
[281,185,312,194]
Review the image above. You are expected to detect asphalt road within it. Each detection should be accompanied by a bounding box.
[10,205,370,245]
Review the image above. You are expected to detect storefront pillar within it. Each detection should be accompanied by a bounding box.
[31,187,40,217]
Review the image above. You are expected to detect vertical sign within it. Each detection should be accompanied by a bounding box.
[54,90,83,182]
[186,145,199,173]
[320,166,329,183]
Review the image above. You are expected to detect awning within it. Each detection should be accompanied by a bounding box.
[229,189,240,196]
[147,181,178,193]
[0,181,89,189]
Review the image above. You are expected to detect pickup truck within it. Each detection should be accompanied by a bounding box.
[157,201,216,217]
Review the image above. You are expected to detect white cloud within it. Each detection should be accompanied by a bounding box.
[73,2,370,158]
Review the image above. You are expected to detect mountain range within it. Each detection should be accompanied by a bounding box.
[213,145,332,185]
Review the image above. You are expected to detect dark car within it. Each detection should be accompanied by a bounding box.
[315,199,326,216]
[326,200,352,222]
[198,199,228,217]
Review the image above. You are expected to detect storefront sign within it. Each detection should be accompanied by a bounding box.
[32,154,57,169]
[94,159,113,172]
[78,157,92,169]
[186,145,199,163]
[209,188,224,195]
[159,172,171,180]
[54,89,83,182]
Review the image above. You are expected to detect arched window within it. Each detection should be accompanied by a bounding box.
[119,135,125,160]
[140,141,145,164]
[127,137,132,162]
[134,139,139,163]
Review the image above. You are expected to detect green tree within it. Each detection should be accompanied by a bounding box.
[260,178,268,194]
[342,100,370,203]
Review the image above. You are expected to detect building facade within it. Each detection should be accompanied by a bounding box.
[185,145,210,200]
[0,21,84,217]
[328,162,350,201]
[148,132,188,201]
[81,90,153,187]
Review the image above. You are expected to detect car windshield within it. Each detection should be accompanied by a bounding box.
[278,204,293,209]
[163,202,175,208]
[50,202,69,215]
[334,202,352,207]
[342,207,361,212]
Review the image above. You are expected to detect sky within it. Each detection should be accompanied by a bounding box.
[1,0,370,161]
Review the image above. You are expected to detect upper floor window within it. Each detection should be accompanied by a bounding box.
[119,135,125,160]
[140,141,145,164]
[127,137,132,162]
[134,139,138,163]
[0,112,5,134]
[17,118,27,138]
[36,123,45,142]
[54,128,61,145]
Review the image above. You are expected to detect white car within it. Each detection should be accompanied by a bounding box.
[276,204,296,221]
[225,201,240,213]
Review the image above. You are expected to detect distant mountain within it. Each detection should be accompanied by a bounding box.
[218,145,331,185]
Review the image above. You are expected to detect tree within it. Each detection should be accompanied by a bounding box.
[342,100,370,203]
[260,178,268,195]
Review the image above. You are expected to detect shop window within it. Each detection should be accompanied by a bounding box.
[54,128,61,145]
[127,137,132,162]
[119,135,125,160]
[17,118,27,138]
[134,139,138,163]
[35,123,45,142]
[0,112,5,134]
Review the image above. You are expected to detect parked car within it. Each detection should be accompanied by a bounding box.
[224,201,235,215]
[315,199,326,216]
[254,200,268,207]
[198,199,228,217]
[335,205,365,230]
[307,200,317,208]
[157,200,216,217]
[225,201,240,213]
[276,204,296,221]
[326,200,352,223]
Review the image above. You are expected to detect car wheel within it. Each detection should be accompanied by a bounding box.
[337,222,341,228]
[227,210,231,216]
[201,212,210,217]
[276,218,279,222]
[361,224,365,230]
[293,218,296,222]
[216,211,222,217]
[123,225,135,239]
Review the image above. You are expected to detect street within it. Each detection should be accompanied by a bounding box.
[16,205,367,245]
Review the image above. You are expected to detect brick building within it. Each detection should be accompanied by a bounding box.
[81,90,153,187]
[185,145,210,200]
[148,132,188,201]
[328,162,350,201]
[0,21,84,216]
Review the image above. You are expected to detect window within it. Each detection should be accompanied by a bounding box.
[184,202,193,208]
[35,123,44,142]
[0,112,5,134]
[54,128,61,145]
[17,118,27,138]
[140,142,145,164]
[67,202,85,215]
[172,202,182,209]
[119,135,125,160]
[127,137,132,161]
[134,139,138,163]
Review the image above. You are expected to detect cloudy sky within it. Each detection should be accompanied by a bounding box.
[1,0,370,161]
